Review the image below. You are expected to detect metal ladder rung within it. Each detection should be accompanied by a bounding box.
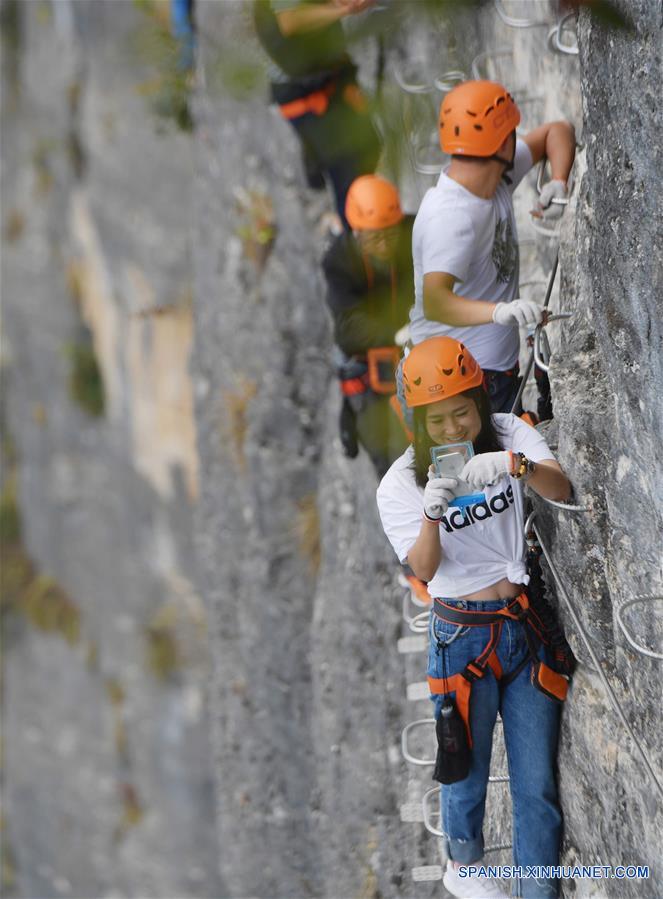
[422,787,512,841]
[402,590,430,632]
[494,0,549,28]
[548,12,579,56]
[398,635,428,654]
[400,801,425,823]
[434,71,466,93]
[471,47,511,80]
[412,865,443,882]
[407,681,431,701]
[615,595,663,661]
[401,718,436,766]
[486,842,513,853]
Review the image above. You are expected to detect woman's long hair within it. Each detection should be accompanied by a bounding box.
[412,387,504,488]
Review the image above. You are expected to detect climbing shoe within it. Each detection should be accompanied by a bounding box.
[443,861,509,899]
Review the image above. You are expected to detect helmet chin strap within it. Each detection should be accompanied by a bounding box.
[493,130,517,184]
[492,153,514,185]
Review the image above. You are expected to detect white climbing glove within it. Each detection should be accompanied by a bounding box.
[394,323,410,347]
[423,470,459,521]
[531,180,567,221]
[492,299,545,328]
[460,451,514,488]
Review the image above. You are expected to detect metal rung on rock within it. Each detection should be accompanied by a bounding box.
[530,216,562,238]
[533,313,572,373]
[409,611,430,634]
[398,635,428,654]
[394,62,434,94]
[486,842,513,853]
[413,141,444,176]
[412,865,443,882]
[400,801,425,823]
[402,592,430,633]
[615,596,663,661]
[401,718,436,766]
[494,0,548,28]
[531,516,663,801]
[434,71,466,92]
[422,787,446,837]
[407,681,431,701]
[548,12,579,56]
[471,47,511,80]
[539,495,590,513]
[423,788,512,846]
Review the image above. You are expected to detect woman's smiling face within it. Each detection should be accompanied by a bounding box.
[425,393,482,446]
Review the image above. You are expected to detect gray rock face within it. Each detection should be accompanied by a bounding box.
[2,3,221,897]
[2,0,661,898]
[534,4,662,895]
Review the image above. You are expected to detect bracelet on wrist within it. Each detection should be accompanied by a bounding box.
[511,452,536,480]
[423,511,442,524]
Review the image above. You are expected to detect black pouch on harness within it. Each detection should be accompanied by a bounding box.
[433,698,470,785]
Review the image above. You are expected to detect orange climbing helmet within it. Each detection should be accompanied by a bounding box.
[345,175,404,231]
[439,80,521,157]
[402,337,484,408]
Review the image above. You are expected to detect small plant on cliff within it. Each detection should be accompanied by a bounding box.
[222,378,258,471]
[64,329,105,418]
[293,494,321,576]
[144,602,181,681]
[0,472,21,545]
[234,188,277,272]
[1,465,82,646]
[113,782,145,843]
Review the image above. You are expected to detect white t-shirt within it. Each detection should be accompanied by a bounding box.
[376,414,554,598]
[409,140,534,371]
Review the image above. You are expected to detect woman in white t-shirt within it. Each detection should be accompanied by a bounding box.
[376,336,572,899]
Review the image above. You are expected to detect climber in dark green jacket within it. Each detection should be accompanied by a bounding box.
[253,0,381,227]
[323,175,414,476]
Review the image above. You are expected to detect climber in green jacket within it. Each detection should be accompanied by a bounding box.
[253,0,381,227]
[323,174,414,477]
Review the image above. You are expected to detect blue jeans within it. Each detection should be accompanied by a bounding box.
[484,366,521,414]
[170,0,195,71]
[428,599,562,899]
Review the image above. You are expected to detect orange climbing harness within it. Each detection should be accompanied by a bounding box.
[367,346,400,395]
[278,80,337,119]
[428,592,569,747]
[519,411,539,427]
[403,571,432,605]
[340,370,370,397]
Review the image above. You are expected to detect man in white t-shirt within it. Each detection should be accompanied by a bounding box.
[409,80,576,413]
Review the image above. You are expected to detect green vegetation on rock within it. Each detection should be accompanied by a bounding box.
[65,336,105,418]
